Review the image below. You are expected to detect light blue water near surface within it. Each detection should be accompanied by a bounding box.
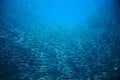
[3,0,105,26]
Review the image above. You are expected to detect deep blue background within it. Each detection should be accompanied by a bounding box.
[0,0,120,80]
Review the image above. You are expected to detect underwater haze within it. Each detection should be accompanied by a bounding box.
[0,0,120,80]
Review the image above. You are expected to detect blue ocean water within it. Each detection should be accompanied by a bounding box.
[0,0,120,80]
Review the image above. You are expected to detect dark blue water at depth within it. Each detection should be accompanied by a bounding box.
[0,0,120,80]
